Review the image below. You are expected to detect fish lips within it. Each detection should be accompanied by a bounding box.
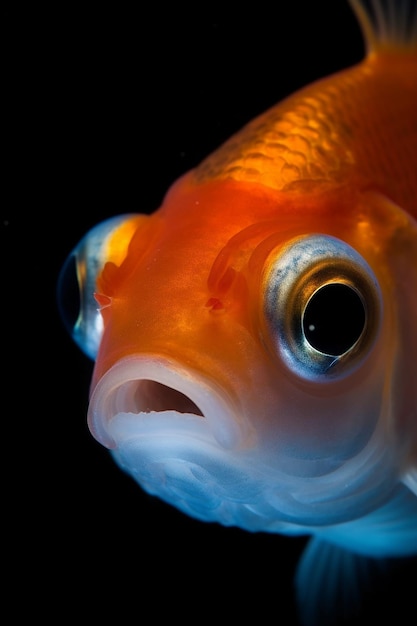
[87,354,245,452]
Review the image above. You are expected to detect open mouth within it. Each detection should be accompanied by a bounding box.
[131,380,204,416]
[87,355,242,450]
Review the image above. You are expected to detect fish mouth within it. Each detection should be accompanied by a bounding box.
[88,355,244,450]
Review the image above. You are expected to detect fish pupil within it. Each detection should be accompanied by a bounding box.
[302,283,366,356]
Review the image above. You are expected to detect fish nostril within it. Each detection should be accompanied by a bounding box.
[134,380,205,417]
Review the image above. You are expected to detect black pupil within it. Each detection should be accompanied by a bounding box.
[302,283,366,356]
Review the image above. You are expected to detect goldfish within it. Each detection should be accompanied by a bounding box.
[58,0,417,623]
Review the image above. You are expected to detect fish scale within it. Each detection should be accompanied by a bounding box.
[193,55,417,214]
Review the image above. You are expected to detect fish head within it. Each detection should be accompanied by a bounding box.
[59,175,417,532]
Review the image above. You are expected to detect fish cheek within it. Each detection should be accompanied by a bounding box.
[355,191,417,469]
[251,365,383,474]
[385,224,417,469]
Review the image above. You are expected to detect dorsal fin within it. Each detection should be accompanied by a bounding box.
[349,0,417,55]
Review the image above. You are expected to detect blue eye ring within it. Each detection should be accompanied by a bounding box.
[262,234,382,381]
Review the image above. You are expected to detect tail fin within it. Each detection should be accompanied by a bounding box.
[349,0,417,55]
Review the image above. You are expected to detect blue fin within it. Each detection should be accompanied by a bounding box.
[294,538,417,626]
[295,537,378,625]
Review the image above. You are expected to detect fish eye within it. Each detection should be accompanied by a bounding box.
[262,235,382,380]
[57,215,134,360]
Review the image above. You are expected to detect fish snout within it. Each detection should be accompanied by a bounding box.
[87,355,245,451]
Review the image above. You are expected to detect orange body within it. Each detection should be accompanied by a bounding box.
[90,34,417,463]
[57,4,417,623]
[59,2,417,582]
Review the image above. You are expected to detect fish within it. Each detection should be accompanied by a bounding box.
[58,1,417,623]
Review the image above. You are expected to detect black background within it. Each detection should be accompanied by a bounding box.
[5,2,415,624]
